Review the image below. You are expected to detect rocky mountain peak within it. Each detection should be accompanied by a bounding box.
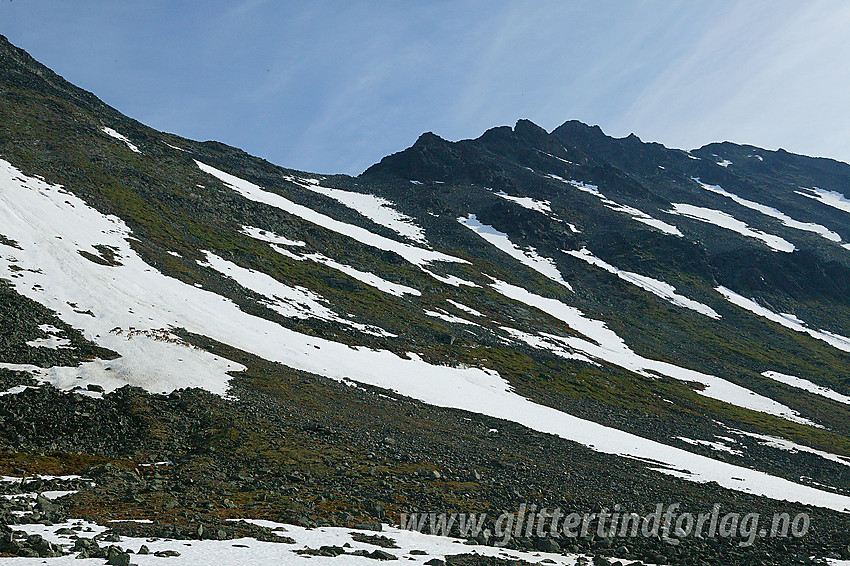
[512,118,549,145]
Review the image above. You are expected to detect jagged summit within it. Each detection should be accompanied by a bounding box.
[363,118,566,182]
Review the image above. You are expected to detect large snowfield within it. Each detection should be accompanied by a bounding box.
[1,158,849,520]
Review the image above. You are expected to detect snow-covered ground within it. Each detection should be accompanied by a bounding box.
[299,183,429,244]
[762,371,850,406]
[459,214,573,291]
[7,518,603,566]
[667,203,795,252]
[695,178,841,242]
[717,286,850,353]
[565,247,720,318]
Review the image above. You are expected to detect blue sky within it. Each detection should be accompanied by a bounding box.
[3,1,850,175]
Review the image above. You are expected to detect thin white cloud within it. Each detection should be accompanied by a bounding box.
[609,1,850,160]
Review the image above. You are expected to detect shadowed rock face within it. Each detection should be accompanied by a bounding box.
[364,115,850,308]
[1,33,850,566]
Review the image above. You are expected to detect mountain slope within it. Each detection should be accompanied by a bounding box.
[1,35,849,565]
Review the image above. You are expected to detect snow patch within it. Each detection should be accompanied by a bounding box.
[667,203,795,252]
[245,227,420,297]
[491,279,818,427]
[101,127,140,153]
[241,225,305,247]
[26,336,71,349]
[300,183,428,244]
[717,286,850,353]
[3,490,77,500]
[424,309,480,326]
[695,178,841,242]
[1,474,87,482]
[195,160,464,267]
[0,385,35,396]
[676,436,743,456]
[15,518,592,566]
[565,247,720,318]
[502,326,596,364]
[796,187,850,216]
[164,142,189,152]
[492,190,552,213]
[552,175,682,236]
[199,251,395,337]
[446,299,483,317]
[459,214,573,291]
[0,159,244,396]
[727,428,850,468]
[419,268,479,287]
[762,371,850,406]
